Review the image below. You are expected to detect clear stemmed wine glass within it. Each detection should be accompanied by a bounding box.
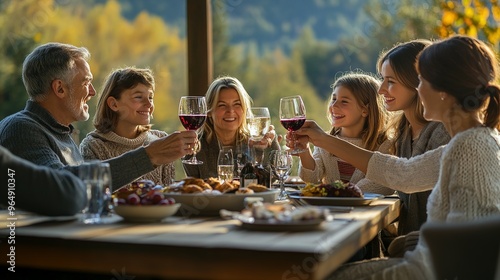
[234,145,248,179]
[247,107,271,141]
[218,147,234,182]
[100,162,113,217]
[269,150,293,201]
[179,96,207,165]
[279,95,307,154]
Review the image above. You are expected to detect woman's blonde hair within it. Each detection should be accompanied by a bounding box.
[328,71,389,151]
[93,67,155,134]
[202,76,252,144]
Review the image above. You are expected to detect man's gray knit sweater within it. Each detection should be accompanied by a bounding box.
[0,101,153,190]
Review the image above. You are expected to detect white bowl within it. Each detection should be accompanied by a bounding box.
[164,190,279,217]
[114,203,180,222]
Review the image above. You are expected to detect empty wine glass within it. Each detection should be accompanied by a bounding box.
[247,107,271,141]
[218,147,234,182]
[280,96,307,154]
[248,139,265,168]
[234,145,248,179]
[269,150,293,201]
[179,96,207,165]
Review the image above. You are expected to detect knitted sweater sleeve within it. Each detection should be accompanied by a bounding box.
[298,146,326,184]
[104,148,154,191]
[0,146,87,216]
[427,128,500,223]
[79,132,164,189]
[354,139,396,195]
[365,145,445,193]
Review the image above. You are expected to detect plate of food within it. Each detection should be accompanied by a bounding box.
[288,181,384,206]
[114,204,181,222]
[221,202,332,232]
[163,178,279,216]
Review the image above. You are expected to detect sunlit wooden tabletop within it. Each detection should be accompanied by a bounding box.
[0,198,399,280]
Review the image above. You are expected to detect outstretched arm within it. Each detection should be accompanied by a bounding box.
[290,120,373,173]
[290,120,442,192]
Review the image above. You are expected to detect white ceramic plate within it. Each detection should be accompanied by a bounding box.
[288,193,384,206]
[114,203,180,222]
[239,218,325,231]
[164,190,279,217]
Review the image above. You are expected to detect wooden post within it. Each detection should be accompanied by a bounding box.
[186,0,213,96]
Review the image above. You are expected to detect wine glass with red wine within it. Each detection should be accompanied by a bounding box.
[279,95,307,154]
[179,96,207,165]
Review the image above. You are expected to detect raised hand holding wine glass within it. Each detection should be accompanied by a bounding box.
[269,150,293,201]
[279,95,307,154]
[179,96,207,165]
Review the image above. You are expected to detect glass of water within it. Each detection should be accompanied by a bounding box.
[79,160,107,224]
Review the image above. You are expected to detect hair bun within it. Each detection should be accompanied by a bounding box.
[485,84,500,97]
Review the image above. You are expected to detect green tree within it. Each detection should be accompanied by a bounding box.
[212,0,239,77]
[0,40,35,119]
[0,0,45,119]
[0,0,188,139]
[295,27,376,100]
[241,47,330,137]
[364,0,441,46]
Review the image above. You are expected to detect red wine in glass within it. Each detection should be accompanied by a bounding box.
[179,96,207,165]
[280,117,306,132]
[179,114,207,130]
[279,96,307,154]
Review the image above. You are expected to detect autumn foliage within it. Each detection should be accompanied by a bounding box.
[438,0,500,49]
[1,0,499,141]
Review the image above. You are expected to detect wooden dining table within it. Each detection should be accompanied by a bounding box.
[0,197,400,280]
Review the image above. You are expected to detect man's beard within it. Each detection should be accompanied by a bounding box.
[66,87,90,122]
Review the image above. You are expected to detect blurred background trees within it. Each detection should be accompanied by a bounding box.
[1,0,498,148]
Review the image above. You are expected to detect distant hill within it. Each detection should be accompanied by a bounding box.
[87,0,436,99]
[213,0,368,52]
[95,0,372,53]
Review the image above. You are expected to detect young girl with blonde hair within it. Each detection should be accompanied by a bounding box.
[298,71,394,195]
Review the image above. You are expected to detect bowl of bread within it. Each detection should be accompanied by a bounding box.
[163,177,279,216]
